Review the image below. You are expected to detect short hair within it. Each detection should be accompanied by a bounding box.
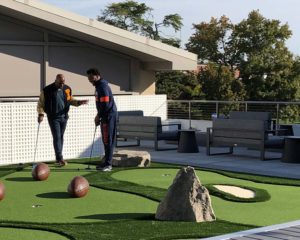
[86,68,100,76]
[56,74,64,79]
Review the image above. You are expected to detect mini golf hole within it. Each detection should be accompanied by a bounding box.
[32,204,43,208]
[162,174,171,177]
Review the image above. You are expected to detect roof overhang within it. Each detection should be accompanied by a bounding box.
[0,0,198,71]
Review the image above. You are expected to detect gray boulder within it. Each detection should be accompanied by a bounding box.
[112,150,151,167]
[155,166,216,222]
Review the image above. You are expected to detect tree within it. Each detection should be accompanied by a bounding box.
[98,0,183,47]
[186,10,299,101]
[186,16,244,100]
[198,63,245,101]
[186,16,235,68]
[156,71,203,100]
[233,11,297,101]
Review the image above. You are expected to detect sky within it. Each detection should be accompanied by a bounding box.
[40,0,300,55]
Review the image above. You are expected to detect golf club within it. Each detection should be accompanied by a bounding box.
[32,122,41,168]
[86,125,98,170]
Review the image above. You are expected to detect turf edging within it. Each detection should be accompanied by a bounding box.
[0,219,256,240]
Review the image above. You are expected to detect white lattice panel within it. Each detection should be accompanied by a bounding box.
[0,95,167,166]
[0,104,13,165]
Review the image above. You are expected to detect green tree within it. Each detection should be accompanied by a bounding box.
[186,16,244,100]
[198,63,245,101]
[233,11,297,101]
[186,10,300,102]
[186,16,235,67]
[98,0,182,46]
[156,71,203,100]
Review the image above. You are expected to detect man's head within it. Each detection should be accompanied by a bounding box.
[86,68,101,86]
[55,74,65,89]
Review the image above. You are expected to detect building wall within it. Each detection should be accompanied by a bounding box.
[47,46,130,95]
[0,14,156,97]
[130,59,156,94]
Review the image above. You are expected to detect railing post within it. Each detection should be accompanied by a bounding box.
[245,102,248,112]
[276,103,280,130]
[188,101,192,129]
[216,102,219,117]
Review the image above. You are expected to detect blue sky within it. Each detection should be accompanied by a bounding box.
[40,0,300,56]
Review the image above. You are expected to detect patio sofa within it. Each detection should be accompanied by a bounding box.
[116,116,181,151]
[229,111,275,131]
[206,118,284,160]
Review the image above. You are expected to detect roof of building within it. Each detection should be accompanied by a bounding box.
[0,0,198,71]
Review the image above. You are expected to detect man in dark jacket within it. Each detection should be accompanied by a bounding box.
[37,74,88,166]
[87,68,117,171]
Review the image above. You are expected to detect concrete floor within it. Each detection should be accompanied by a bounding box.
[116,140,300,179]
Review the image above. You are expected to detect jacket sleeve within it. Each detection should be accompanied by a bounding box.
[98,87,110,118]
[37,91,45,115]
[69,96,81,107]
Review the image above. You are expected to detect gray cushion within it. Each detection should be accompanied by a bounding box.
[265,136,284,148]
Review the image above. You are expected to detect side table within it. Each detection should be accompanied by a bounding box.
[282,136,300,163]
[178,129,199,153]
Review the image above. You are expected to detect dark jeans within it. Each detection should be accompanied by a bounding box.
[48,117,68,161]
[100,113,117,166]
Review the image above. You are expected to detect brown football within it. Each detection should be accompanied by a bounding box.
[68,176,89,198]
[32,163,50,181]
[0,182,5,201]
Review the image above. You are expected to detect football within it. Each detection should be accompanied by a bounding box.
[32,163,50,181]
[67,176,89,198]
[0,182,5,201]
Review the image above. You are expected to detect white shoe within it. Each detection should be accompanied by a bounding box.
[102,165,112,172]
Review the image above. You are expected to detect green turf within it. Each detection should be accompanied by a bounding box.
[0,227,68,240]
[2,161,300,239]
[0,164,157,223]
[112,168,300,226]
[0,219,254,240]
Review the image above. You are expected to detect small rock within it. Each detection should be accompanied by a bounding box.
[113,150,151,167]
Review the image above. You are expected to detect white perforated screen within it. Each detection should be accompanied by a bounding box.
[0,95,167,166]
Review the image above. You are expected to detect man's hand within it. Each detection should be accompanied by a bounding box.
[38,114,44,123]
[94,115,100,126]
[78,100,89,106]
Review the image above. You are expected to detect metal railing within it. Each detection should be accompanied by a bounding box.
[167,100,300,128]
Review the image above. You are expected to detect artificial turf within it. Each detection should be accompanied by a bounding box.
[1,159,300,239]
[112,168,300,226]
[0,227,68,240]
[0,164,156,223]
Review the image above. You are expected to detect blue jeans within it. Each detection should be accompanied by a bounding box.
[48,117,68,161]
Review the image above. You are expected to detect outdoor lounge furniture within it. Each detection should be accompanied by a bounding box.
[282,136,300,163]
[116,116,181,151]
[178,129,199,153]
[117,110,144,141]
[118,110,144,117]
[206,118,284,160]
[229,111,275,131]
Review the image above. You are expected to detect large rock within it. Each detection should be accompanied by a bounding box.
[112,150,151,167]
[155,166,216,222]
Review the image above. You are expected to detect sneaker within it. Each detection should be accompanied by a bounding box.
[102,165,112,172]
[58,160,67,167]
[96,165,112,171]
[96,163,106,171]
